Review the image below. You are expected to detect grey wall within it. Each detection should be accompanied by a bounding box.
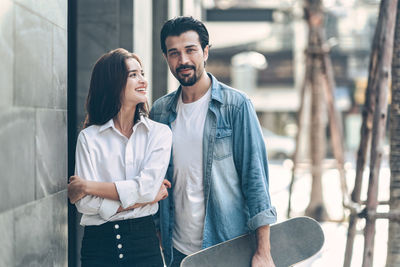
[76,0,133,127]
[0,0,68,266]
[152,0,170,102]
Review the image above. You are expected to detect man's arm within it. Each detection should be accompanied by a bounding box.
[231,98,277,267]
[252,225,275,267]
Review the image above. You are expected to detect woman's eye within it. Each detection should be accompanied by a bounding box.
[129,73,137,78]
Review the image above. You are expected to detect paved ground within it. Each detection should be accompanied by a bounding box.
[269,159,391,267]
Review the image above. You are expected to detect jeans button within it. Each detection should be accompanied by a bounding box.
[116,234,121,240]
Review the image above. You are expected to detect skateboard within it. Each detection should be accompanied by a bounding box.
[180,217,324,267]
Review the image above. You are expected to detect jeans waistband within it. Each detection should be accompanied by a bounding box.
[84,215,154,236]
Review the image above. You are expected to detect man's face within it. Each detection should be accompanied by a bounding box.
[164,30,209,86]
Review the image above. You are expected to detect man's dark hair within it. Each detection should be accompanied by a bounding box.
[160,16,209,54]
[84,48,148,128]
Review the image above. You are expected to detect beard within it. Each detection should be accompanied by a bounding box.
[178,75,197,86]
[175,65,198,86]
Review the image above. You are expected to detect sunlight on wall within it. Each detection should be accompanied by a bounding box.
[0,0,11,17]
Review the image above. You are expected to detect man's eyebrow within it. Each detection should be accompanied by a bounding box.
[185,45,197,49]
[167,48,178,53]
[167,44,198,53]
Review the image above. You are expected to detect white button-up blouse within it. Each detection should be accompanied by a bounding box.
[74,116,172,226]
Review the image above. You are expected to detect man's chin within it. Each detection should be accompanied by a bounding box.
[176,74,197,86]
[179,78,197,86]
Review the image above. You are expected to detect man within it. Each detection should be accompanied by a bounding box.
[150,16,277,267]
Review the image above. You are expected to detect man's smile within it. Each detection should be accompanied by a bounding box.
[177,65,195,74]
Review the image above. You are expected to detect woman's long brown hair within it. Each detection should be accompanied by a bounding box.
[83,48,148,128]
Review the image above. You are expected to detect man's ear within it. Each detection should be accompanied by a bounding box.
[163,53,168,62]
[203,45,209,62]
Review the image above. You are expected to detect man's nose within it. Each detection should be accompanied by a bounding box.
[179,52,190,64]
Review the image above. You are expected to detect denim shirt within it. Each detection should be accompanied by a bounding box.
[150,73,277,266]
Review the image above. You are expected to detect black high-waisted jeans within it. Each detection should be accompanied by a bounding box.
[81,215,164,267]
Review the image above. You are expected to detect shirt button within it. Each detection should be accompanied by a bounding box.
[118,244,122,249]
[114,224,119,229]
[116,234,121,240]
[119,254,124,259]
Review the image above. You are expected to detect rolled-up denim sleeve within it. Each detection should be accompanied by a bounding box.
[247,207,277,230]
[232,98,277,230]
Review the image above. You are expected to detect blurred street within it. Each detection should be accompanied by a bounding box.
[269,158,391,267]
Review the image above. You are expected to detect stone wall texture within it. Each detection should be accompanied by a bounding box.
[0,0,68,266]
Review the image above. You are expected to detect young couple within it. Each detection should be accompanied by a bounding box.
[68,16,277,267]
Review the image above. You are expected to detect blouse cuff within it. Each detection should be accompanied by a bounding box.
[98,199,120,220]
[114,180,139,209]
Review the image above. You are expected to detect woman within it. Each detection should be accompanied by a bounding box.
[68,48,171,267]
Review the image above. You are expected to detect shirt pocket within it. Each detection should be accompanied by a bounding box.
[214,128,233,160]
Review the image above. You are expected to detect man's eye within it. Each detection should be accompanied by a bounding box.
[169,52,178,56]
[187,49,194,53]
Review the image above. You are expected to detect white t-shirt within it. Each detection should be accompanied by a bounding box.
[171,88,211,255]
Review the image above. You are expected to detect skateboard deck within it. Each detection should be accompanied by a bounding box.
[180,216,324,267]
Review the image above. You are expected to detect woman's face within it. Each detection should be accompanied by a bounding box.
[121,58,148,107]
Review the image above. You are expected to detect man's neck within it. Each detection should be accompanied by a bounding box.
[181,71,211,103]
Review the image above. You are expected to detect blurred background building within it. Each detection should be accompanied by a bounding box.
[0,0,380,266]
[203,0,380,159]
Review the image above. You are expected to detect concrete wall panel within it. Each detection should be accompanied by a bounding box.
[13,0,67,29]
[53,25,68,110]
[0,1,14,107]
[0,108,35,212]
[14,191,68,267]
[0,0,68,265]
[36,109,67,199]
[14,6,53,108]
[0,210,14,267]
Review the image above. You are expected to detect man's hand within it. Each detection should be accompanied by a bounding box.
[152,179,171,204]
[251,250,275,267]
[252,225,276,267]
[68,175,87,203]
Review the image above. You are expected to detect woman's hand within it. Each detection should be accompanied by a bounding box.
[68,175,88,203]
[117,179,172,213]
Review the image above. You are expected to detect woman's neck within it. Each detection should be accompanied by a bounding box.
[114,105,136,138]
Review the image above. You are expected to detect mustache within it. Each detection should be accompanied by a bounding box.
[176,65,195,72]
